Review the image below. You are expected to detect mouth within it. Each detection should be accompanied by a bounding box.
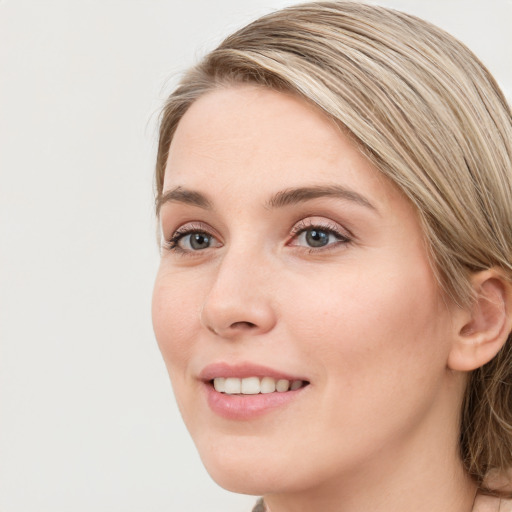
[210,376,309,395]
[199,362,310,419]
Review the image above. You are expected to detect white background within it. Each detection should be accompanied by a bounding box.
[1,1,510,511]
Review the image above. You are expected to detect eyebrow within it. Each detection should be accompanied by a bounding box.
[157,184,377,214]
[156,186,212,214]
[266,185,377,212]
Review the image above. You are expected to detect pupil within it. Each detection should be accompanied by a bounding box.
[190,233,210,250]
[306,229,329,247]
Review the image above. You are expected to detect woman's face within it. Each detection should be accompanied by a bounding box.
[152,86,462,495]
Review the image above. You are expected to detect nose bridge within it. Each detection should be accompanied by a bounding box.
[200,240,276,338]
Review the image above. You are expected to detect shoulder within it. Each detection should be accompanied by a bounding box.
[473,494,512,512]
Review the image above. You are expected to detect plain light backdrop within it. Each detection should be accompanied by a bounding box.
[1,1,510,511]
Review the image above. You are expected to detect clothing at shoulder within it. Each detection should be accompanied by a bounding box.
[470,495,512,512]
[251,498,266,512]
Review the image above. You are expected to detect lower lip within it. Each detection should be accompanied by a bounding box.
[203,382,307,420]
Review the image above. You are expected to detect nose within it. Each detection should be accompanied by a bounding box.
[200,250,277,339]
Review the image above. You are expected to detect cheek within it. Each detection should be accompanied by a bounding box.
[152,267,202,375]
[271,262,453,470]
[282,258,450,395]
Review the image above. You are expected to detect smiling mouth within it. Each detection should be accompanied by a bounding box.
[211,377,309,395]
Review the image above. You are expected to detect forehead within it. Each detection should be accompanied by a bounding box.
[164,85,399,210]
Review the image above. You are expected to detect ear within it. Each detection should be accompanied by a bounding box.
[448,269,512,372]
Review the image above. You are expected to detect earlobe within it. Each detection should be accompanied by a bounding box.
[448,270,512,372]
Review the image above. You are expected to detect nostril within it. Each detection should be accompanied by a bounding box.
[207,321,257,335]
[230,321,257,330]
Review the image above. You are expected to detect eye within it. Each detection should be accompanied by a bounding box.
[164,224,221,253]
[180,232,214,251]
[297,228,334,248]
[289,220,351,250]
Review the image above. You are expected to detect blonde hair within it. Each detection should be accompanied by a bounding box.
[155,1,512,496]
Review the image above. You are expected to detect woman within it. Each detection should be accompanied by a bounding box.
[151,2,512,511]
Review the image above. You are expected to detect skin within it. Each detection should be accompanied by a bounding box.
[152,85,479,512]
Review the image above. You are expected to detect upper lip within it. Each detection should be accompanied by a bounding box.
[199,362,308,382]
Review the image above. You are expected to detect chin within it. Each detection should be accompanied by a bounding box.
[205,466,271,495]
[196,439,300,495]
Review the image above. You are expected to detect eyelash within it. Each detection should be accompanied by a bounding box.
[163,222,214,255]
[163,219,352,255]
[289,219,352,252]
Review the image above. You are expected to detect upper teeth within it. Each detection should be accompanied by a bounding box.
[213,377,304,395]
